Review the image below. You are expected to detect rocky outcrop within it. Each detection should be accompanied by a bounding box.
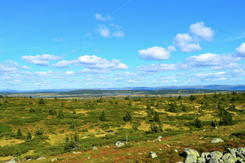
[184,147,245,163]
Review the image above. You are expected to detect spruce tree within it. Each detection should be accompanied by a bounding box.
[38,98,45,104]
[26,132,32,141]
[16,129,22,138]
[194,118,202,128]
[99,111,106,121]
[123,112,132,122]
[153,111,160,123]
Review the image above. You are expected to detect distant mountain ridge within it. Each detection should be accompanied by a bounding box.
[105,85,245,91]
[1,85,245,94]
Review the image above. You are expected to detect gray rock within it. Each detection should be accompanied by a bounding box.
[236,158,245,163]
[149,151,157,158]
[185,154,197,163]
[211,138,224,144]
[222,152,236,160]
[210,151,223,159]
[157,136,162,142]
[223,156,237,163]
[184,148,200,157]
[37,157,46,160]
[227,148,237,157]
[237,147,245,155]
[197,157,206,163]
[115,141,125,148]
[237,147,245,159]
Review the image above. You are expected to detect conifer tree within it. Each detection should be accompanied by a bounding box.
[123,112,132,122]
[99,111,106,121]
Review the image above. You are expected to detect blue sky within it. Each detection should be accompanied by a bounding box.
[0,0,245,90]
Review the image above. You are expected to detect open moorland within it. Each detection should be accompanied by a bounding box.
[0,92,244,162]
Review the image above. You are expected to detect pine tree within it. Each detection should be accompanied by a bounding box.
[16,129,22,138]
[218,106,233,125]
[150,124,163,133]
[74,133,79,143]
[123,112,132,122]
[38,98,45,104]
[194,118,202,128]
[189,95,196,102]
[57,110,65,119]
[99,111,106,121]
[153,111,160,123]
[26,132,32,141]
[35,128,44,136]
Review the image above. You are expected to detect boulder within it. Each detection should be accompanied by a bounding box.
[227,148,237,157]
[211,138,224,144]
[197,157,206,163]
[157,136,162,142]
[237,147,245,159]
[210,151,223,159]
[223,156,237,163]
[115,141,125,148]
[149,151,157,158]
[184,148,200,158]
[222,152,233,159]
[185,154,197,163]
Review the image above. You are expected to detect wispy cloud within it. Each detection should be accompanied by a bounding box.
[22,54,61,66]
[95,13,111,21]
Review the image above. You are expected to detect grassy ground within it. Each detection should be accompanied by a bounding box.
[0,92,244,162]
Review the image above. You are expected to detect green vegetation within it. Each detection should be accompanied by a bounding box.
[0,92,244,162]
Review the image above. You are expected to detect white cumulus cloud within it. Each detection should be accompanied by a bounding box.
[236,43,245,57]
[76,55,127,69]
[53,55,127,70]
[138,46,171,60]
[190,22,214,40]
[174,33,201,52]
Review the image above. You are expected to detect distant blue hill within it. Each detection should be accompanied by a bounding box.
[107,85,245,91]
[1,85,245,94]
